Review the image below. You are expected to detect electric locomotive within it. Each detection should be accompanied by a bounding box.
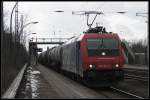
[38,26,125,87]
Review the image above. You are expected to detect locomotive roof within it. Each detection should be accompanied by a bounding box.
[83,33,119,38]
[63,33,119,45]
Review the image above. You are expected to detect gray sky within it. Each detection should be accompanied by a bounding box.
[3,1,148,51]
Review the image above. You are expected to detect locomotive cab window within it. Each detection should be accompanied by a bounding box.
[87,39,101,49]
[103,39,118,49]
[87,38,119,56]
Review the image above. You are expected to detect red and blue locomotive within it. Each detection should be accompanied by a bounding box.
[38,26,125,87]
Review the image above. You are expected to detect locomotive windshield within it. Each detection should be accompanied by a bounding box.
[87,38,119,56]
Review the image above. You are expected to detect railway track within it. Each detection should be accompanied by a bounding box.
[124,68,149,82]
[110,86,144,99]
[124,68,148,75]
[15,64,148,99]
[125,74,149,81]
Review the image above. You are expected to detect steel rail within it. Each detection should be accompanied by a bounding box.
[124,68,148,73]
[125,74,149,82]
[110,86,144,99]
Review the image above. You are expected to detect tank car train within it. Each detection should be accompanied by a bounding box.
[38,27,125,87]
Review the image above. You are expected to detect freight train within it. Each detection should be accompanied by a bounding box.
[38,26,125,87]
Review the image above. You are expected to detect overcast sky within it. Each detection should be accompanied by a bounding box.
[3,1,148,51]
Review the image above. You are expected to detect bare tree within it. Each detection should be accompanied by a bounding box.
[3,8,10,32]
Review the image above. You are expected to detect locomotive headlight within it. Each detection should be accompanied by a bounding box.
[115,64,119,68]
[89,65,96,69]
[101,52,106,56]
[89,64,93,68]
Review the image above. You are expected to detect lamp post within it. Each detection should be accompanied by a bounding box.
[10,2,18,34]
[19,21,38,44]
[19,21,39,34]
[20,22,39,31]
[20,21,38,36]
